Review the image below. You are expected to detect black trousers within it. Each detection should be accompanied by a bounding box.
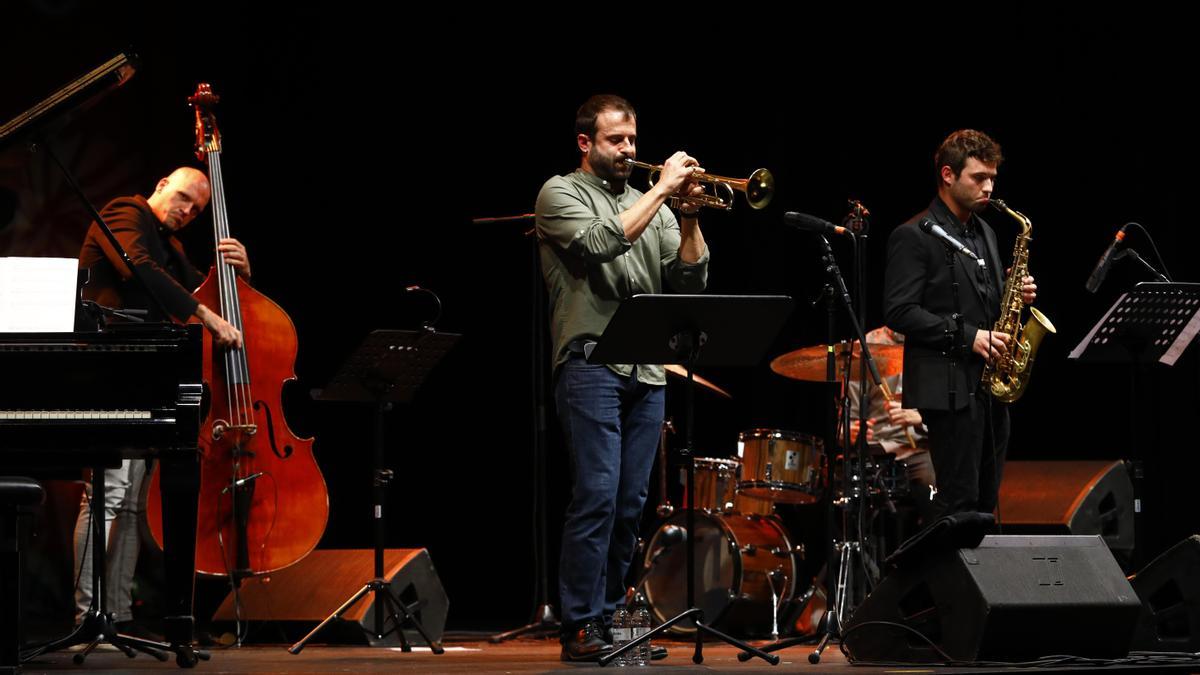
[920,393,1010,521]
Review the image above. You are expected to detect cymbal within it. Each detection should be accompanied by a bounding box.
[664,364,733,399]
[770,343,904,382]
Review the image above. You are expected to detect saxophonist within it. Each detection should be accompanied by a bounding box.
[883,129,1037,521]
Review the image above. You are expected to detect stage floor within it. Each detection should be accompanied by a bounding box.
[17,638,1200,674]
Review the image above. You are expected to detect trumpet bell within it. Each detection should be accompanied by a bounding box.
[744,168,774,210]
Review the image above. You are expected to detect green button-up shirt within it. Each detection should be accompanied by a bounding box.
[535,169,710,385]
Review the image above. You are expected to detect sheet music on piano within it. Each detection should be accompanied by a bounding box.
[0,257,78,332]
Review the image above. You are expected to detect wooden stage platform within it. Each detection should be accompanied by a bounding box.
[17,637,1200,674]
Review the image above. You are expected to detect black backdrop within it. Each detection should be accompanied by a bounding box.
[3,4,1197,633]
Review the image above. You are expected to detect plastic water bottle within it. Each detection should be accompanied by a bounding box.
[632,602,652,666]
[611,605,630,667]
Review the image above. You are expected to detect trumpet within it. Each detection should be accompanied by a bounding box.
[621,158,774,211]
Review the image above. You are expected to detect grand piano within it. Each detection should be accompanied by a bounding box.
[0,322,203,655]
[1,52,206,666]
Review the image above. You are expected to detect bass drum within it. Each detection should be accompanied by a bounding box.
[642,512,797,637]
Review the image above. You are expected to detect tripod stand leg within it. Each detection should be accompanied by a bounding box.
[71,637,101,664]
[697,623,780,665]
[287,582,374,654]
[487,620,556,642]
[379,585,444,654]
[488,604,559,643]
[809,632,832,664]
[737,633,818,661]
[109,634,168,661]
[373,589,411,652]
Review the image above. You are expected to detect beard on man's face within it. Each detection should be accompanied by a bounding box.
[589,147,631,183]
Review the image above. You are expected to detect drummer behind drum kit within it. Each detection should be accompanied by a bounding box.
[640,341,913,640]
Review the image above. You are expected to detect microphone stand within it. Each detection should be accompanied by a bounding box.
[807,234,891,664]
[849,201,878,593]
[944,245,964,415]
[480,217,560,643]
[738,210,890,664]
[734,229,884,663]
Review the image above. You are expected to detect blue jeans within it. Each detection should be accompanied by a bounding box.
[555,357,664,629]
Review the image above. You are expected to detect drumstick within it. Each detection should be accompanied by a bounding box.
[877,380,917,449]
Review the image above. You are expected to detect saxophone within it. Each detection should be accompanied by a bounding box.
[980,199,1056,403]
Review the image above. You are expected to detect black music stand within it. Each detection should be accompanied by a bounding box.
[1068,282,1200,367]
[288,329,458,656]
[588,294,794,667]
[1069,282,1200,567]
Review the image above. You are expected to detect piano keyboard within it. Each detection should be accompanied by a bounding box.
[0,409,153,420]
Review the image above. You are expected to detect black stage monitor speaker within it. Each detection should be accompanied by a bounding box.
[844,535,1140,663]
[212,548,447,646]
[998,460,1134,568]
[1130,535,1200,652]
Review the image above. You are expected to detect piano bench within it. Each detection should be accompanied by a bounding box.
[0,477,43,674]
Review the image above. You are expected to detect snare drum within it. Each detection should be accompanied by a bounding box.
[736,429,824,504]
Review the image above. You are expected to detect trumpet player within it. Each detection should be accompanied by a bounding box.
[883,129,1037,522]
[535,94,709,662]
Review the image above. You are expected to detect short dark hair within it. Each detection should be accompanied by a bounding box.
[934,129,1003,180]
[575,94,636,139]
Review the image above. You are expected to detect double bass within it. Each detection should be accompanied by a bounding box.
[147,84,329,577]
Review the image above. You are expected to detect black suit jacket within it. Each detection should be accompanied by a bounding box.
[883,197,1006,411]
[78,195,204,322]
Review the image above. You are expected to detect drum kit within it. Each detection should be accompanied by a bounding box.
[638,340,911,640]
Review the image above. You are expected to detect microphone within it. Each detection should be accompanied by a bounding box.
[221,471,265,494]
[784,211,851,236]
[1085,225,1129,293]
[919,218,986,268]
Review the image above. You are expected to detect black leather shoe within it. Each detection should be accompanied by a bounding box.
[561,618,612,662]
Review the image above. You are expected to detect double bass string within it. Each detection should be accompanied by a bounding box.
[208,150,255,435]
[209,150,241,433]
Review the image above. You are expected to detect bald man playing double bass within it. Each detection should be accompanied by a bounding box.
[73,167,251,634]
